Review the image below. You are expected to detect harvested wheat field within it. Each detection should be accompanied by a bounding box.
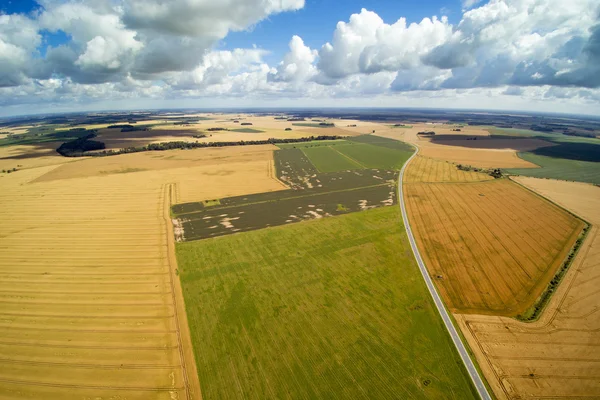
[404,156,494,183]
[404,176,584,315]
[34,144,281,182]
[456,178,600,399]
[0,145,286,399]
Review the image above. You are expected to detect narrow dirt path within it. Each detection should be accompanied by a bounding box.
[163,183,203,400]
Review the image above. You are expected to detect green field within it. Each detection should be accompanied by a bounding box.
[302,145,362,171]
[335,143,411,170]
[177,206,477,399]
[506,152,600,184]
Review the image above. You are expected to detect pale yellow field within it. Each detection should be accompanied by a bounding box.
[34,144,281,182]
[0,141,287,399]
[457,178,600,399]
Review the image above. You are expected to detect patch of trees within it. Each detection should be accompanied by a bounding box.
[207,127,228,131]
[319,122,334,127]
[530,125,554,133]
[240,122,253,126]
[57,136,343,158]
[563,130,597,138]
[56,133,106,157]
[457,164,502,178]
[107,124,148,132]
[287,117,305,121]
[417,131,435,136]
[285,128,292,131]
[452,128,462,131]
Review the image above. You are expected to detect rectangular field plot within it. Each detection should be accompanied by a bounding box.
[177,207,477,399]
[0,169,193,399]
[176,184,394,241]
[405,178,585,315]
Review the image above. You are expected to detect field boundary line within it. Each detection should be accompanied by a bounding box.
[326,145,366,169]
[398,145,493,400]
[163,183,203,400]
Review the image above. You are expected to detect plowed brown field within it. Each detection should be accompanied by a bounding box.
[0,145,285,399]
[457,178,600,399]
[404,177,584,315]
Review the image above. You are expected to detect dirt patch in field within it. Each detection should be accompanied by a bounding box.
[404,178,584,316]
[456,178,600,400]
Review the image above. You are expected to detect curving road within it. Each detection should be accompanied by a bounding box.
[398,147,492,400]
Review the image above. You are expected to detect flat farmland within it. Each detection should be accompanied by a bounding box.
[404,177,584,316]
[173,146,398,241]
[375,125,549,168]
[177,206,478,399]
[404,156,494,183]
[0,167,199,399]
[456,178,600,399]
[301,145,362,171]
[0,144,289,399]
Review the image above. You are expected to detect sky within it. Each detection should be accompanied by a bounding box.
[0,0,599,117]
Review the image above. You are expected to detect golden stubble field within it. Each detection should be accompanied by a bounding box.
[0,144,287,399]
[404,160,584,316]
[456,177,600,399]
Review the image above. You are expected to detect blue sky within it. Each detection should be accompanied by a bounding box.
[4,0,463,65]
[0,0,599,116]
[219,0,462,64]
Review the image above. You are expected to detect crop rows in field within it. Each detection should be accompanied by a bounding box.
[0,169,194,399]
[404,156,493,183]
[173,135,413,241]
[404,178,584,315]
[176,206,478,399]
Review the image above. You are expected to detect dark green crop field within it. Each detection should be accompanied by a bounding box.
[177,206,477,399]
[173,135,411,241]
[503,140,600,184]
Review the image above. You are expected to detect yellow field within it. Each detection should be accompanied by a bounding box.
[404,177,584,315]
[457,178,600,399]
[404,156,493,183]
[0,143,287,399]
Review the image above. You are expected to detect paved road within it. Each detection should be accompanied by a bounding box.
[398,147,492,400]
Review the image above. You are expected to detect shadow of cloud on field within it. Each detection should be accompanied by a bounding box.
[528,142,600,162]
[0,141,63,160]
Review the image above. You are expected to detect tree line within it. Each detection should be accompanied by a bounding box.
[56,135,343,158]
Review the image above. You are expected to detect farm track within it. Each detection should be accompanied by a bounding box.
[0,169,199,399]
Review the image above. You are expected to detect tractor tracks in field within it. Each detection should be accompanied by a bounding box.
[163,183,203,400]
